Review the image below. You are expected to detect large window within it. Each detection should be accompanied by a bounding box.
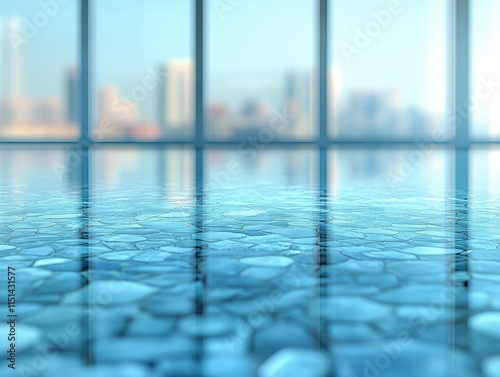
[470,0,500,140]
[0,0,79,140]
[206,0,317,140]
[1,2,498,375]
[94,0,194,141]
[0,0,498,184]
[329,0,450,139]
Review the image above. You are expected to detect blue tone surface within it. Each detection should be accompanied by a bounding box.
[0,147,498,377]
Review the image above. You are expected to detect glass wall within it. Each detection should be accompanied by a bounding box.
[93,0,194,141]
[0,1,79,140]
[470,0,500,140]
[206,0,317,140]
[329,0,450,140]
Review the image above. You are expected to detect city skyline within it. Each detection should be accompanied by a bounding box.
[0,47,442,141]
[0,0,498,140]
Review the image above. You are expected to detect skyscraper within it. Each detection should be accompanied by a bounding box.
[285,71,307,116]
[0,17,24,125]
[158,60,194,135]
[99,85,121,121]
[0,17,4,106]
[1,18,22,98]
[327,66,341,136]
[284,71,313,137]
[65,67,80,124]
[0,17,5,124]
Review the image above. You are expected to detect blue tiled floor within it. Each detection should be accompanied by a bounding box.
[0,147,499,377]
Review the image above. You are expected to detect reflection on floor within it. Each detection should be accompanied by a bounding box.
[0,147,499,377]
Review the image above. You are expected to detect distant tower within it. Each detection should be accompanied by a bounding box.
[328,66,341,136]
[285,71,298,113]
[65,67,80,124]
[0,17,4,121]
[99,85,121,120]
[284,71,313,137]
[0,17,4,102]
[99,84,138,125]
[5,18,22,99]
[158,60,194,134]
[285,71,311,117]
[0,17,24,124]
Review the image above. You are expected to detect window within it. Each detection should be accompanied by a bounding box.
[0,0,497,151]
[470,0,500,140]
[329,0,450,140]
[93,0,194,141]
[1,0,495,207]
[206,0,317,140]
[1,1,498,375]
[0,0,79,140]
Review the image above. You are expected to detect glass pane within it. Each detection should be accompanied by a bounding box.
[470,0,500,139]
[329,0,450,139]
[206,0,317,140]
[93,0,194,141]
[0,1,79,140]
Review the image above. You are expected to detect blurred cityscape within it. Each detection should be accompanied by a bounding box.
[0,17,79,139]
[96,58,321,140]
[1,2,500,199]
[2,11,499,142]
[1,15,442,142]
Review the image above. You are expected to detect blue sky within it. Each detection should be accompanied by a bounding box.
[0,0,493,121]
[1,0,77,97]
[94,0,192,89]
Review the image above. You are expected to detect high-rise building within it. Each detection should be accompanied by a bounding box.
[158,60,194,135]
[99,85,121,121]
[0,17,24,124]
[4,18,23,98]
[329,66,341,109]
[283,71,313,137]
[98,84,139,139]
[65,67,80,124]
[285,71,310,116]
[0,17,4,106]
[328,66,341,136]
[302,66,342,136]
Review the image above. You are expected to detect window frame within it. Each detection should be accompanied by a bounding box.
[0,0,484,192]
[0,1,475,359]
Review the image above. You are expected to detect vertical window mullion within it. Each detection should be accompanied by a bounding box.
[318,0,329,359]
[453,0,469,192]
[319,0,328,188]
[451,3,470,372]
[79,0,90,191]
[81,0,90,146]
[195,0,204,148]
[319,0,328,147]
[195,0,204,193]
[454,0,470,150]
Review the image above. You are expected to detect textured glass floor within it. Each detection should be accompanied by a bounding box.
[0,148,499,377]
